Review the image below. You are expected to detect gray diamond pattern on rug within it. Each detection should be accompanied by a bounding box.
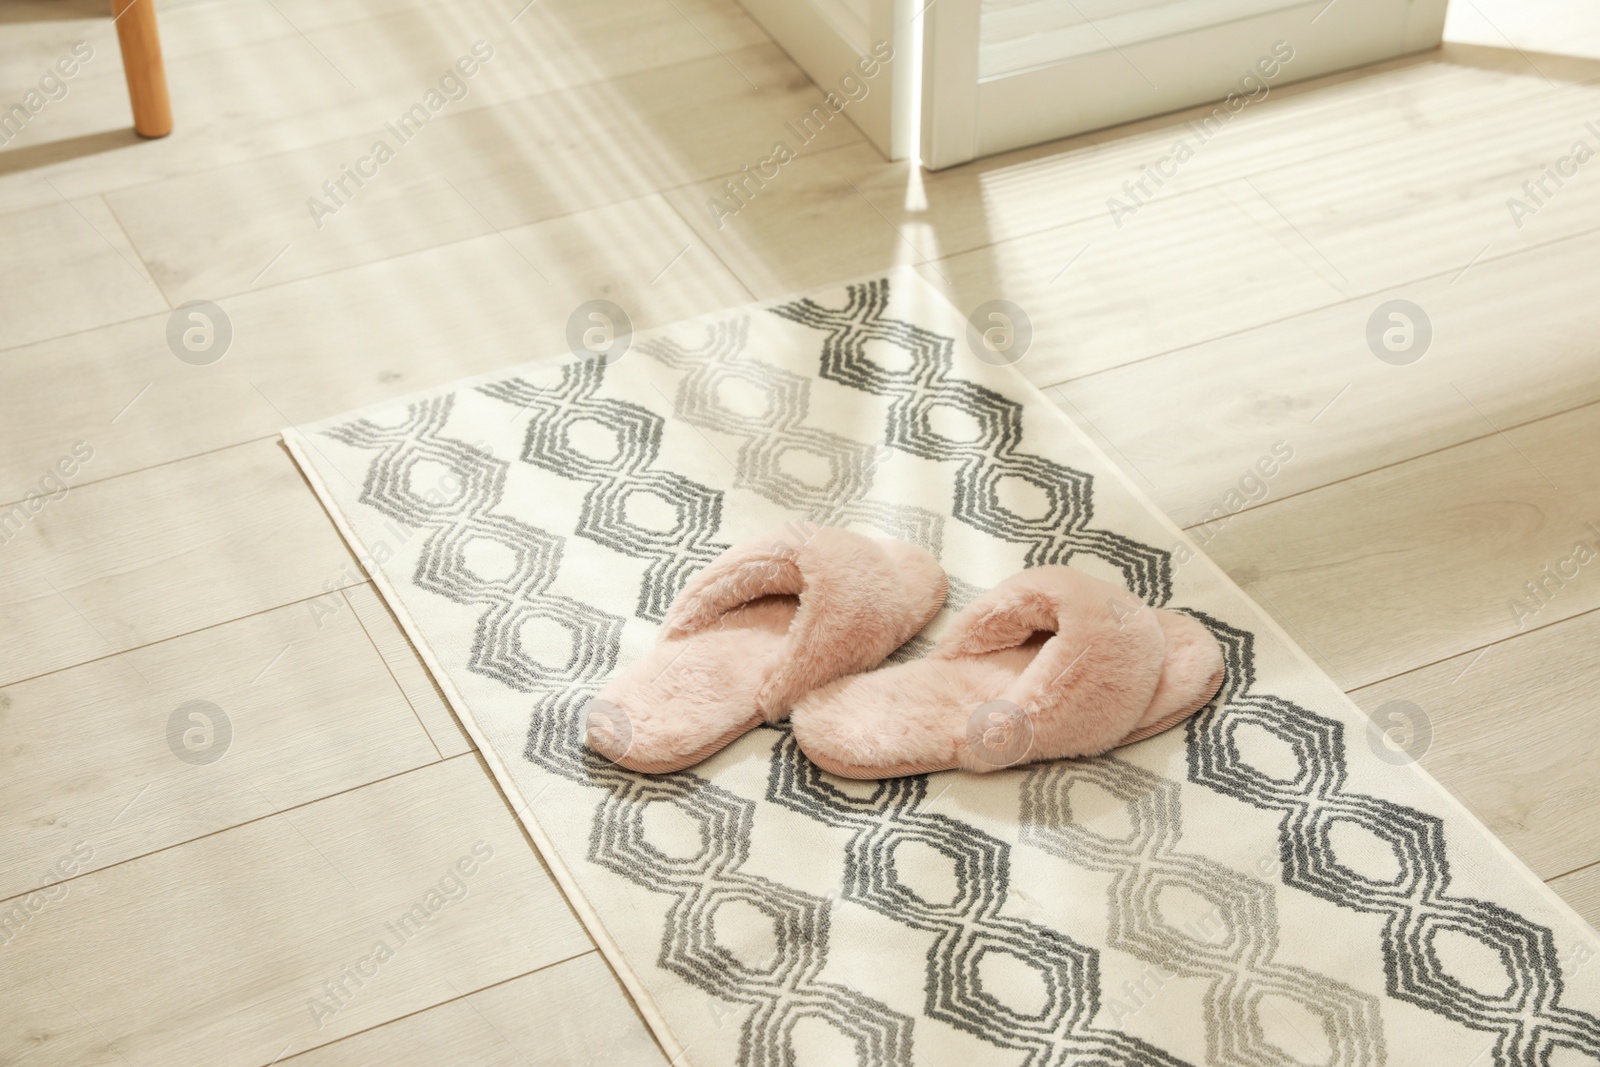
[285,271,1600,1067]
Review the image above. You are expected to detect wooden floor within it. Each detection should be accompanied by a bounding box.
[3,0,1599,1062]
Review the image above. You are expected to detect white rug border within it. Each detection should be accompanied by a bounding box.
[280,266,1599,1064]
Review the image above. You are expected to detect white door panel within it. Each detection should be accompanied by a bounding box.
[922,0,1449,169]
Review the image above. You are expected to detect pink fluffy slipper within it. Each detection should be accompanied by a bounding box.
[789,566,1224,779]
[585,525,948,773]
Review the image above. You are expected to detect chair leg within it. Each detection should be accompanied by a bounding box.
[111,0,172,138]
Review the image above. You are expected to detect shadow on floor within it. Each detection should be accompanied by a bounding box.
[0,0,105,24]
[0,129,142,177]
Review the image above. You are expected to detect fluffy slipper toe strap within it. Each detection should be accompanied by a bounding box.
[663,526,931,719]
[935,566,1169,752]
[661,542,804,639]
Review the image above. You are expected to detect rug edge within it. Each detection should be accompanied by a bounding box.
[279,426,694,1066]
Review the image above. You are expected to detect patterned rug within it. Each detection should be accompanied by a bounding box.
[285,271,1600,1067]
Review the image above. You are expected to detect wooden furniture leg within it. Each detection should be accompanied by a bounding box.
[111,0,173,138]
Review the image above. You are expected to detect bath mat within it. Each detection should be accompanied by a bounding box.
[284,270,1600,1067]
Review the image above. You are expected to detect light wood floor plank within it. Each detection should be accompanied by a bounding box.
[1055,227,1600,528]
[100,42,856,302]
[0,191,748,504]
[1206,402,1600,689]
[101,63,792,303]
[668,52,1600,383]
[1246,65,1600,294]
[0,0,772,219]
[0,439,356,687]
[935,59,1600,380]
[0,34,360,216]
[294,0,766,99]
[0,757,592,1067]
[0,0,294,91]
[262,0,501,34]
[921,176,1346,377]
[669,47,1600,383]
[837,44,1600,264]
[0,593,439,903]
[0,196,166,351]
[1551,864,1600,931]
[665,144,1350,360]
[279,953,665,1066]
[263,0,763,45]
[662,142,956,300]
[1350,608,1600,880]
[397,42,859,229]
[105,125,500,303]
[343,584,473,758]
